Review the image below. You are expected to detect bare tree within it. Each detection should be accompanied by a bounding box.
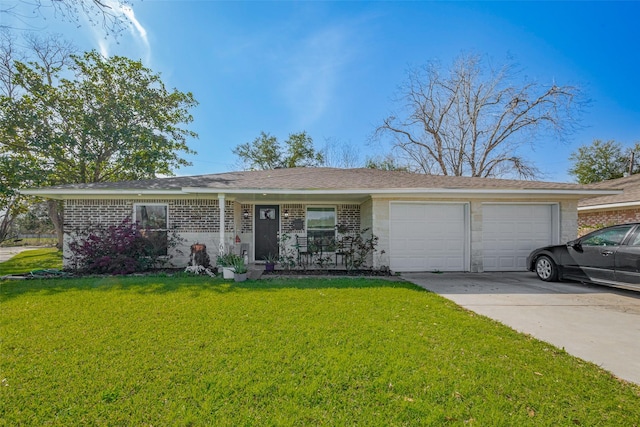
[0,29,25,98]
[24,32,77,84]
[377,53,584,179]
[1,30,77,97]
[1,0,135,37]
[320,137,361,168]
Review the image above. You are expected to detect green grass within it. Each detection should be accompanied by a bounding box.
[0,237,57,247]
[0,248,63,275]
[1,276,639,426]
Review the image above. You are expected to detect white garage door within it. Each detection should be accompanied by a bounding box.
[482,204,556,271]
[390,203,467,272]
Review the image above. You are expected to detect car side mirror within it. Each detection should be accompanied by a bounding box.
[567,239,582,251]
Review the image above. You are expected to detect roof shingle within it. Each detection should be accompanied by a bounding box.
[30,167,608,192]
[579,174,640,207]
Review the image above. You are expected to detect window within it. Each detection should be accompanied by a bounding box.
[306,207,336,247]
[581,225,634,247]
[259,208,276,220]
[134,204,168,256]
[629,230,640,247]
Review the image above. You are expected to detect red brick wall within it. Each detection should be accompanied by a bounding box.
[578,208,640,230]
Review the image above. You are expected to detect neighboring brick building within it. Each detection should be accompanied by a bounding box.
[578,174,640,234]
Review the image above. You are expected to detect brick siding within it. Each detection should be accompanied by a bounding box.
[337,204,361,233]
[578,208,640,229]
[279,203,361,234]
[64,199,233,233]
[65,199,363,236]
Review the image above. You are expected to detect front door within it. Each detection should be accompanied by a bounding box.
[255,205,279,262]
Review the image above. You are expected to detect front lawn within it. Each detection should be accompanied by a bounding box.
[1,276,638,425]
[0,247,62,276]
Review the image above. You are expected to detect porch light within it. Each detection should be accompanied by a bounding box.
[284,209,289,219]
[243,209,249,219]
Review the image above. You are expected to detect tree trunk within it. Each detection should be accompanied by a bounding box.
[47,199,64,249]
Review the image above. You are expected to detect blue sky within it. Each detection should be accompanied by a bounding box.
[6,1,640,182]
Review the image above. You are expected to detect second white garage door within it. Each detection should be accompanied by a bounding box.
[482,204,557,271]
[390,203,468,272]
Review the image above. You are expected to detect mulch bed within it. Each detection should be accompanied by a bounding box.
[2,266,394,280]
[262,268,392,277]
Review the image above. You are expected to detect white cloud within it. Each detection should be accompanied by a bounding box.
[89,0,150,63]
[282,24,356,129]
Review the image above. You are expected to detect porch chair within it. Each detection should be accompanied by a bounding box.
[335,235,354,266]
[295,235,312,266]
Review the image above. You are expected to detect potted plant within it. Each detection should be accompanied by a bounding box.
[232,256,248,282]
[263,253,278,272]
[217,253,240,279]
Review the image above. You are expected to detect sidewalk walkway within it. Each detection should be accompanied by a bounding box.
[0,246,43,263]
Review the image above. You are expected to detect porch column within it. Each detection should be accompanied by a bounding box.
[218,194,225,254]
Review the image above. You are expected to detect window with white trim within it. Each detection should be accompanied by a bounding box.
[134,204,168,256]
[306,207,336,247]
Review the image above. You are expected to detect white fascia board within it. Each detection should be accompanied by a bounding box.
[182,187,620,196]
[578,201,640,211]
[19,186,620,199]
[19,189,184,199]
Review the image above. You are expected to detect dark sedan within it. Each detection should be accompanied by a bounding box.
[527,223,640,291]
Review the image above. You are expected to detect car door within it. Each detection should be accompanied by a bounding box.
[564,225,635,283]
[614,226,640,288]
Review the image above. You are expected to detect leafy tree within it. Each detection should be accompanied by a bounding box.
[365,154,409,171]
[568,139,640,184]
[1,49,198,246]
[14,201,54,236]
[377,52,584,179]
[0,31,76,243]
[0,155,29,242]
[233,131,324,170]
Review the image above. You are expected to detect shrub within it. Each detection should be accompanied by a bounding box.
[344,228,379,271]
[67,219,180,274]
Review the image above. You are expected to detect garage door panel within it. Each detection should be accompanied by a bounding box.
[390,203,466,272]
[483,204,554,272]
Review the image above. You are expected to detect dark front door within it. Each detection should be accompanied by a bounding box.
[255,205,279,262]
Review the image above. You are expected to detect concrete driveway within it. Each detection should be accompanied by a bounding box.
[403,272,640,385]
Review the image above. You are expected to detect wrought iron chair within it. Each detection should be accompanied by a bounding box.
[335,235,354,266]
[295,235,312,266]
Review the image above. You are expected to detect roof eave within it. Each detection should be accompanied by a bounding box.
[20,186,621,199]
[578,201,640,211]
[19,188,185,200]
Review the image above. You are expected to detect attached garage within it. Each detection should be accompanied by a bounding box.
[389,202,468,272]
[482,204,559,271]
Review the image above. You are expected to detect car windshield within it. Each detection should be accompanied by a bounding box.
[581,225,634,246]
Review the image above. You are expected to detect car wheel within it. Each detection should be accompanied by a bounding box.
[535,255,558,282]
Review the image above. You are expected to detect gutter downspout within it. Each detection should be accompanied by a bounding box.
[218,194,225,254]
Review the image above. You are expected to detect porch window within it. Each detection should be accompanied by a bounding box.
[306,207,336,247]
[134,204,168,256]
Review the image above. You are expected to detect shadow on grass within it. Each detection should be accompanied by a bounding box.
[0,248,63,276]
[0,274,424,301]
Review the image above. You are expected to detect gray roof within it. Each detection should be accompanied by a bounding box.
[21,167,620,200]
[579,174,640,208]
